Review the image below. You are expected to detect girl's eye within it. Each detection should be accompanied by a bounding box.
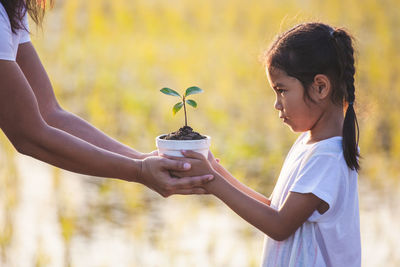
[276,89,286,94]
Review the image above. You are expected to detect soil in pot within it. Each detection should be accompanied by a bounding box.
[161,126,206,140]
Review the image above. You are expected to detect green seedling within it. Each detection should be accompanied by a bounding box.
[160,86,203,127]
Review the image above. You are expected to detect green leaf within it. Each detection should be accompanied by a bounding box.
[184,86,203,97]
[160,87,181,97]
[186,99,197,108]
[172,102,183,115]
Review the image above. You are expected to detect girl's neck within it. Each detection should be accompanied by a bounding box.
[306,105,344,144]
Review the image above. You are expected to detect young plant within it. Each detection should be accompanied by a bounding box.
[160,86,203,127]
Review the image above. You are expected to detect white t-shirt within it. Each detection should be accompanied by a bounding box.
[261,133,361,267]
[0,3,30,61]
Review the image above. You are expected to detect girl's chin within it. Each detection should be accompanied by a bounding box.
[283,120,295,131]
[286,123,305,133]
[283,119,310,132]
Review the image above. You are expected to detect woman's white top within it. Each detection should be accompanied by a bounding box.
[0,3,30,61]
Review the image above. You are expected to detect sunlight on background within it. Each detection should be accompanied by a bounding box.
[1,0,399,266]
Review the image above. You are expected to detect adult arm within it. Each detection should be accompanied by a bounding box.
[16,42,147,159]
[0,59,141,178]
[0,60,212,196]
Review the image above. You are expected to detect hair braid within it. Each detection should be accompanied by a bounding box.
[332,29,360,171]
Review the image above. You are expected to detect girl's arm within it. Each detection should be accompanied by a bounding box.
[170,151,271,205]
[16,42,147,159]
[212,162,271,205]
[182,151,323,241]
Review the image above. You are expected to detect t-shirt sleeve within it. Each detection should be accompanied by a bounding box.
[19,12,30,44]
[0,10,14,60]
[289,154,345,222]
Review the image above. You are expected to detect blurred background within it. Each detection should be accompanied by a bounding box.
[1,0,399,266]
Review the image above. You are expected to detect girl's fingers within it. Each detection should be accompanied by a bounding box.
[161,151,205,160]
[160,157,191,171]
[161,154,184,161]
[149,150,159,156]
[181,150,205,160]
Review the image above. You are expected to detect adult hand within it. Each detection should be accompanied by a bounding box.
[138,156,214,197]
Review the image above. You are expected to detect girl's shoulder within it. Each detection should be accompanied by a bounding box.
[300,133,343,156]
[293,133,345,173]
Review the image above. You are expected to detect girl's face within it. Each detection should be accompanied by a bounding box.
[267,67,321,132]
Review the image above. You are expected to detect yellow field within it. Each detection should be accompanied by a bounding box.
[1,0,399,266]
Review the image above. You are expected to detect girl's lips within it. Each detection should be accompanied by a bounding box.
[280,116,288,123]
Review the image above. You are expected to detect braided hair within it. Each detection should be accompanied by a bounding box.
[0,0,53,34]
[265,22,360,171]
[331,29,360,171]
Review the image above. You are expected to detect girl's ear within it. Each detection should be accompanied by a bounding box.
[312,74,331,100]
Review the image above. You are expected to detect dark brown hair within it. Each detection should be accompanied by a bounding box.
[1,0,53,33]
[265,22,360,171]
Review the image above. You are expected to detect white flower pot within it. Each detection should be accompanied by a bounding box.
[156,135,211,157]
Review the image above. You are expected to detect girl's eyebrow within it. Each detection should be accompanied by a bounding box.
[272,82,285,89]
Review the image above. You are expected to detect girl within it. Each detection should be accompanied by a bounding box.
[179,22,361,266]
[0,0,213,196]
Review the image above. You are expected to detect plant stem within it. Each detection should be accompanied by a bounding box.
[183,96,187,126]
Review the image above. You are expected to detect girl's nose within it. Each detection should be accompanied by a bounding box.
[274,99,283,111]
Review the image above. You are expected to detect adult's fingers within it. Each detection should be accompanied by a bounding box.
[170,171,186,178]
[155,175,213,197]
[170,174,214,189]
[172,188,210,195]
[161,157,191,171]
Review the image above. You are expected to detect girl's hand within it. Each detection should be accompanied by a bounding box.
[182,150,216,176]
[140,150,158,159]
[164,150,215,179]
[160,151,216,195]
[207,150,221,170]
